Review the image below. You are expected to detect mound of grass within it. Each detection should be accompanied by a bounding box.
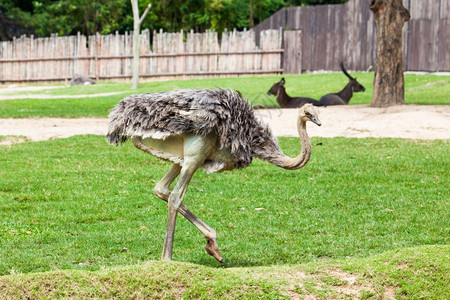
[0,73,448,118]
[0,245,447,299]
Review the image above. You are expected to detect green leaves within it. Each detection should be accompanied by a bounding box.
[2,0,348,38]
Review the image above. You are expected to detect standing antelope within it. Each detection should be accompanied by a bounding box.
[317,62,365,106]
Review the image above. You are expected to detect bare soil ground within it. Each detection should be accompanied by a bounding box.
[258,104,450,140]
[0,105,449,145]
[0,86,448,144]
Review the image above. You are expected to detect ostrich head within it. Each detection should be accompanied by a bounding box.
[299,103,322,126]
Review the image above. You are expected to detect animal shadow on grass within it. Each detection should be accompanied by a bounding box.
[194,256,265,268]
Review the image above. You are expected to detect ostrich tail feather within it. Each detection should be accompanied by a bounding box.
[106,104,128,145]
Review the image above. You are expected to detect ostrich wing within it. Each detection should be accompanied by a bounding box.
[107,88,261,168]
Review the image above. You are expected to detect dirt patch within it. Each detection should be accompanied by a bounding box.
[0,135,30,145]
[1,105,448,145]
[279,268,394,299]
[256,105,450,140]
[0,118,107,144]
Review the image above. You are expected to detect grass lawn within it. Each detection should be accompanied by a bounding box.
[0,73,449,118]
[0,73,448,298]
[0,135,448,298]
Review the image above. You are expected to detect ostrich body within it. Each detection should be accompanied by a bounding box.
[107,89,321,263]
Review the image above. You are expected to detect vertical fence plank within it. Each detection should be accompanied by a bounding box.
[209,30,219,72]
[219,29,229,72]
[140,29,148,76]
[260,30,269,72]
[228,29,236,72]
[283,30,302,74]
[177,30,185,74]
[297,6,314,71]
[438,0,450,71]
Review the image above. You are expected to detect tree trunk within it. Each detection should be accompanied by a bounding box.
[130,2,151,89]
[370,0,410,107]
[131,0,140,90]
[249,8,254,28]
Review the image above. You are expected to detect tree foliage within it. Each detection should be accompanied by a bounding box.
[0,0,348,39]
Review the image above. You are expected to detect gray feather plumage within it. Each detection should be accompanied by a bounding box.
[107,88,282,169]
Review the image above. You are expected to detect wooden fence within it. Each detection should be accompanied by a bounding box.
[0,29,283,84]
[2,0,448,84]
[406,0,450,71]
[254,0,450,72]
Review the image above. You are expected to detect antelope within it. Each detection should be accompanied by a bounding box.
[267,78,319,108]
[317,62,365,106]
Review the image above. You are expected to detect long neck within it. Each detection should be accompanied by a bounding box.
[275,118,311,170]
[254,118,312,170]
[336,82,353,104]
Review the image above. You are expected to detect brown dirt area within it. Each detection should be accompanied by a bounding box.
[0,105,449,145]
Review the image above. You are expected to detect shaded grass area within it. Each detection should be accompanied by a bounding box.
[0,73,448,118]
[0,136,448,276]
[0,245,448,299]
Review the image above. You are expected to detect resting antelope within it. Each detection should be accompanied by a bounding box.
[317,62,365,106]
[267,78,319,108]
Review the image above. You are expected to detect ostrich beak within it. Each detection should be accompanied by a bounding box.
[310,116,322,126]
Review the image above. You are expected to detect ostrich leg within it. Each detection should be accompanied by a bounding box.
[161,135,218,261]
[154,166,224,263]
[153,164,182,201]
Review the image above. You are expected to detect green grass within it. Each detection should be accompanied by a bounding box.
[0,136,448,298]
[0,73,448,118]
[0,74,448,298]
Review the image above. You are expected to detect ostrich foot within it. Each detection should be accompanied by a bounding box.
[205,238,225,265]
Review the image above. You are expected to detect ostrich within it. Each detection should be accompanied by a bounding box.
[107,88,321,263]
